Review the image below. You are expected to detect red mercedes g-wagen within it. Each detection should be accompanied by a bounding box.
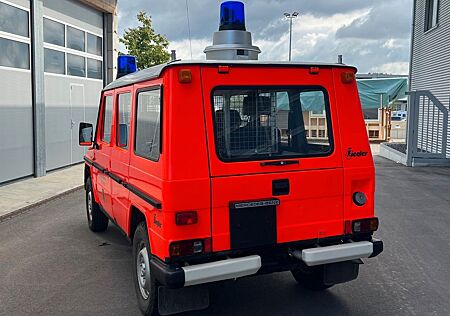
[79,59,382,315]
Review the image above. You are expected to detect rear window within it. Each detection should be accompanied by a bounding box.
[212,87,333,161]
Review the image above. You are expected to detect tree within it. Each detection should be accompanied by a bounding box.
[120,12,170,69]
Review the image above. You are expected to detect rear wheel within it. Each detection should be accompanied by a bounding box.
[133,221,158,316]
[291,265,334,291]
[85,177,108,232]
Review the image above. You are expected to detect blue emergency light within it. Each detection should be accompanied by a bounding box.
[219,1,246,31]
[117,55,137,79]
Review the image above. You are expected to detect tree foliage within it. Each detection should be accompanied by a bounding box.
[120,12,170,69]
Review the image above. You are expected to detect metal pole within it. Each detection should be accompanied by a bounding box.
[30,0,46,178]
[289,17,293,61]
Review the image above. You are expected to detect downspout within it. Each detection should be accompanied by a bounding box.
[406,0,417,166]
[408,0,417,92]
[30,0,46,177]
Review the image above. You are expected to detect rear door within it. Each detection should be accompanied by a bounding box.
[110,89,132,230]
[201,65,344,252]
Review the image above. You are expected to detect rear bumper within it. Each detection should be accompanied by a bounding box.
[151,239,383,289]
[299,238,383,266]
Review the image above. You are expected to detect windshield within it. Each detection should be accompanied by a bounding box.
[212,87,333,161]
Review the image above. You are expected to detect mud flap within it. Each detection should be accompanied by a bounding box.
[323,259,362,285]
[158,285,209,315]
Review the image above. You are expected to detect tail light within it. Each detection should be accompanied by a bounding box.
[352,218,379,234]
[169,238,212,257]
[175,211,198,225]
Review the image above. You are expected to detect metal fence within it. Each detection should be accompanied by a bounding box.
[406,90,449,166]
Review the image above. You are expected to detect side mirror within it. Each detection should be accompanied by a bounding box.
[118,123,128,147]
[79,122,93,146]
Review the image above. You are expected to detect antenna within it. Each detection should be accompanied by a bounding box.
[185,0,193,59]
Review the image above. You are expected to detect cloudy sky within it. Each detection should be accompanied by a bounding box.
[117,0,413,74]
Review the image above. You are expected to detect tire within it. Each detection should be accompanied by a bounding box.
[291,265,334,291]
[133,221,158,316]
[85,177,109,232]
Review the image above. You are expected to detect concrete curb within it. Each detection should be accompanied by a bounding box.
[0,185,84,223]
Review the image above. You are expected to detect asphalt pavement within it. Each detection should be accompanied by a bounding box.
[1,156,449,315]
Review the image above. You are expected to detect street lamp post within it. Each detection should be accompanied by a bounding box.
[284,11,299,61]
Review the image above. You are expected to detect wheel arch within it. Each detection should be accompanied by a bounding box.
[84,164,91,189]
[129,205,149,241]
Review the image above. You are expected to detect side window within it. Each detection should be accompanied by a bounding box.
[102,95,113,143]
[117,93,132,148]
[425,0,439,32]
[135,88,161,161]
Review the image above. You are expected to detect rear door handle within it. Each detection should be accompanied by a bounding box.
[273,179,290,196]
[261,160,299,167]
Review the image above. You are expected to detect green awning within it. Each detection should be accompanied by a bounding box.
[357,78,408,109]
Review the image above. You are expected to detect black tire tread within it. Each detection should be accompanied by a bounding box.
[86,178,109,232]
[132,221,158,316]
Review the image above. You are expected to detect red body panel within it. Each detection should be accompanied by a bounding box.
[86,64,375,261]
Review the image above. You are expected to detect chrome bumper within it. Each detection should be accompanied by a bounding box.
[182,255,261,286]
[300,241,375,266]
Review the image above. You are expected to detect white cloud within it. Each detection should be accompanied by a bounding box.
[370,62,410,75]
[117,0,413,74]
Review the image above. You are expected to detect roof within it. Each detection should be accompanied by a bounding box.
[357,77,408,109]
[79,0,117,14]
[104,60,357,91]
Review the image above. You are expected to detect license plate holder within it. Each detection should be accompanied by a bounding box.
[229,199,278,250]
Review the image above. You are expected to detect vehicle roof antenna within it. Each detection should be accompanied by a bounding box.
[185,0,193,59]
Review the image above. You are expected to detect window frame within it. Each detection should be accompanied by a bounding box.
[116,91,132,150]
[41,15,103,80]
[44,47,65,74]
[43,17,65,47]
[0,1,30,71]
[424,0,440,32]
[101,94,114,144]
[0,0,29,38]
[0,36,30,70]
[134,85,163,162]
[210,85,335,163]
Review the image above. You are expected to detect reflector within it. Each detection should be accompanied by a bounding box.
[341,71,356,84]
[176,211,198,225]
[178,69,192,83]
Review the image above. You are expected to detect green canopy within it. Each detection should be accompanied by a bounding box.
[275,78,408,112]
[357,78,408,109]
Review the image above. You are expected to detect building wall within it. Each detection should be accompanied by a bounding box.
[0,0,33,183]
[410,0,450,157]
[0,0,117,183]
[43,0,105,170]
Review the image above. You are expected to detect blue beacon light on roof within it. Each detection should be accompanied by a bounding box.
[219,1,246,31]
[117,55,137,79]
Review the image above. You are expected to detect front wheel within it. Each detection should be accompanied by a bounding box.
[133,221,158,316]
[291,265,334,291]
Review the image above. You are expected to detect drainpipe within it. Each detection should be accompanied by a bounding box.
[30,0,46,178]
[406,0,417,167]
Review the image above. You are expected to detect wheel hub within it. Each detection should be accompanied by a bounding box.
[87,191,93,222]
[137,246,151,300]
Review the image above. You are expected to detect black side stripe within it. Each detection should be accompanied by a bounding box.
[84,156,162,209]
[126,183,162,210]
